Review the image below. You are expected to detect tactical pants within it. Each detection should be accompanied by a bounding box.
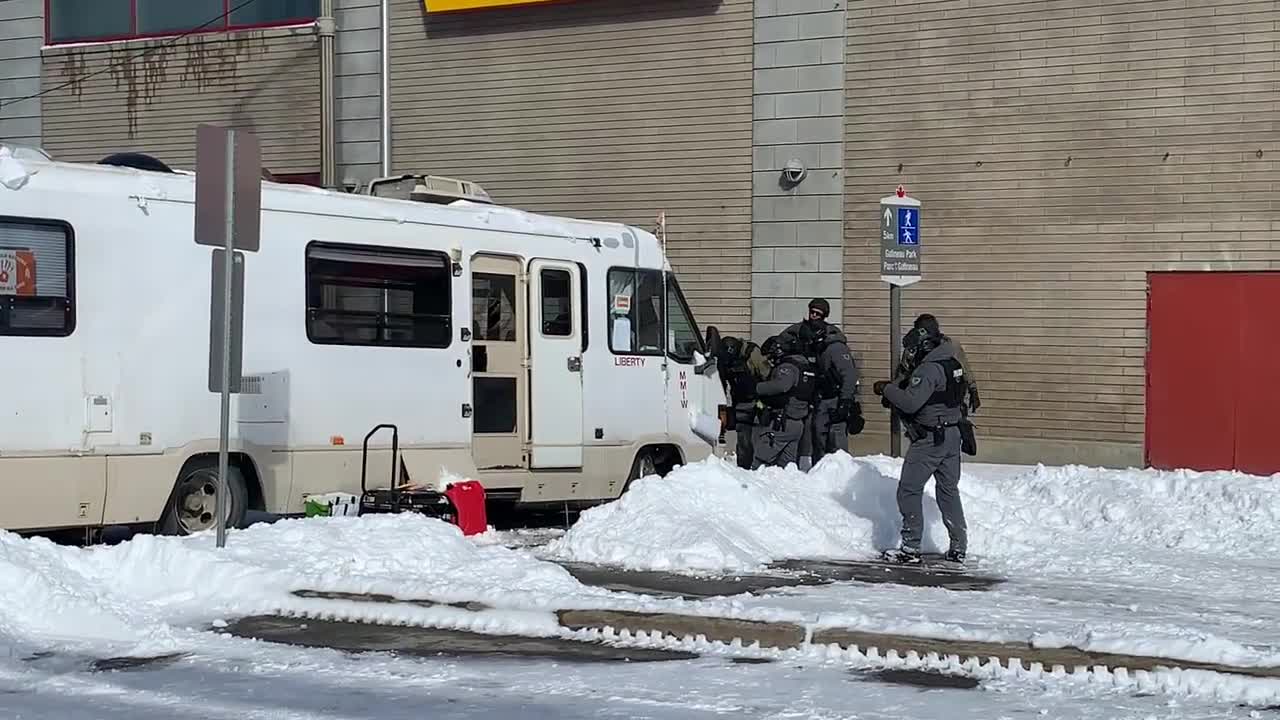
[732,407,756,469]
[752,417,805,469]
[797,416,814,471]
[810,398,849,463]
[897,426,967,553]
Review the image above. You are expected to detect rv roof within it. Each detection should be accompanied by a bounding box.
[2,151,663,255]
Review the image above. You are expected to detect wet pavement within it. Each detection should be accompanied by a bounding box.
[554,561,826,600]
[856,668,981,690]
[774,557,1004,592]
[550,555,1002,600]
[222,615,698,663]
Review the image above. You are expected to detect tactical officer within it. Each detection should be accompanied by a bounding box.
[716,336,771,469]
[752,335,816,469]
[781,299,864,467]
[896,314,980,416]
[874,324,970,564]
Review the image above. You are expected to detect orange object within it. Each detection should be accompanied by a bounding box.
[425,0,562,11]
[444,480,488,536]
[330,435,345,446]
[0,249,35,296]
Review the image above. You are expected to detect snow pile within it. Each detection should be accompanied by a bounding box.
[0,513,584,656]
[547,453,904,573]
[950,461,1280,560]
[551,452,1280,576]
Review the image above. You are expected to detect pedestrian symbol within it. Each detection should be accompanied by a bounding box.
[897,208,918,245]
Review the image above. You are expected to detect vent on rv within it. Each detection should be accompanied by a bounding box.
[366,174,493,205]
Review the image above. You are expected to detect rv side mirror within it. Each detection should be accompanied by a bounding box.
[704,326,723,357]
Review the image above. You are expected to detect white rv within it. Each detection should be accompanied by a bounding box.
[0,147,728,536]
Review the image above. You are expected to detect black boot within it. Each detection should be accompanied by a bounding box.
[944,548,966,564]
[883,546,922,564]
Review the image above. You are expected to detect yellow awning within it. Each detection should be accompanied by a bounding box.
[425,0,563,11]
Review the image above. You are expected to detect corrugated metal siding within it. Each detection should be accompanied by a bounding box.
[843,0,1280,453]
[388,0,754,333]
[0,0,44,146]
[42,27,321,174]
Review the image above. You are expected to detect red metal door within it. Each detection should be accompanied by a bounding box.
[1147,272,1280,475]
[1145,273,1238,471]
[1234,274,1280,475]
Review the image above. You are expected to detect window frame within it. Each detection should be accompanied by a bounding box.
[538,267,573,339]
[304,240,453,350]
[0,215,76,338]
[606,266,664,358]
[45,0,319,46]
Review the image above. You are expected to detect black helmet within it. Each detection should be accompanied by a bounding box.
[901,325,940,369]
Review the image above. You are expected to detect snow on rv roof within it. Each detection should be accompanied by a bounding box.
[5,151,661,250]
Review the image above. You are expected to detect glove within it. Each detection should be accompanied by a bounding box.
[967,386,981,414]
[881,395,892,410]
[872,380,889,396]
[832,398,858,424]
[847,404,865,435]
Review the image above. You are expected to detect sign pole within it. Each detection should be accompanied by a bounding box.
[879,185,923,460]
[195,123,261,549]
[215,130,236,549]
[889,284,901,457]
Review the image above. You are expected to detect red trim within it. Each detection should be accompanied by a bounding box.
[44,0,316,46]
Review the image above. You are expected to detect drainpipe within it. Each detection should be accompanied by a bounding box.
[318,0,337,189]
[380,0,392,177]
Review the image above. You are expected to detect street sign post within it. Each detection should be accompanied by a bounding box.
[195,124,262,549]
[880,186,923,457]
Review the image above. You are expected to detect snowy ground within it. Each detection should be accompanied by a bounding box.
[1,452,1278,718]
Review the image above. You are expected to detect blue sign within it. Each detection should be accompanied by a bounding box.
[897,207,918,245]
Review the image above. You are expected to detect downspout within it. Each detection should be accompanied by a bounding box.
[380,0,392,176]
[318,0,337,188]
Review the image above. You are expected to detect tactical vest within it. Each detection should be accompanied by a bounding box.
[926,357,966,408]
[763,357,817,408]
[813,341,846,399]
[725,359,758,404]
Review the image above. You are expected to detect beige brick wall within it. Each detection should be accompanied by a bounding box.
[388,0,753,333]
[42,27,321,175]
[843,0,1280,466]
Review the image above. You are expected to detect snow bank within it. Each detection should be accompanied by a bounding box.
[0,513,584,656]
[546,453,903,573]
[550,452,1280,576]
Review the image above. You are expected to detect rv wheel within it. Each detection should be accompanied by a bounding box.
[622,451,659,494]
[160,460,248,536]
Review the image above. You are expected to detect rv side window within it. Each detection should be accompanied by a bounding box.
[305,242,451,348]
[607,267,663,356]
[0,217,75,337]
[540,268,572,337]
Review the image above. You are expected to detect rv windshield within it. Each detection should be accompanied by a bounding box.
[665,273,704,363]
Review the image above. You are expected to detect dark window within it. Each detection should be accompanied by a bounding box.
[473,377,517,434]
[472,273,516,342]
[48,0,131,43]
[231,0,317,25]
[305,242,451,348]
[607,268,664,355]
[47,0,319,44]
[577,262,588,353]
[541,268,572,337]
[0,218,75,337]
[137,0,222,35]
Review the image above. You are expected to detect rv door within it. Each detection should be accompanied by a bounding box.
[528,259,584,468]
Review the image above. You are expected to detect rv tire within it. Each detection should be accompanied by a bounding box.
[159,459,249,536]
[622,450,659,494]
